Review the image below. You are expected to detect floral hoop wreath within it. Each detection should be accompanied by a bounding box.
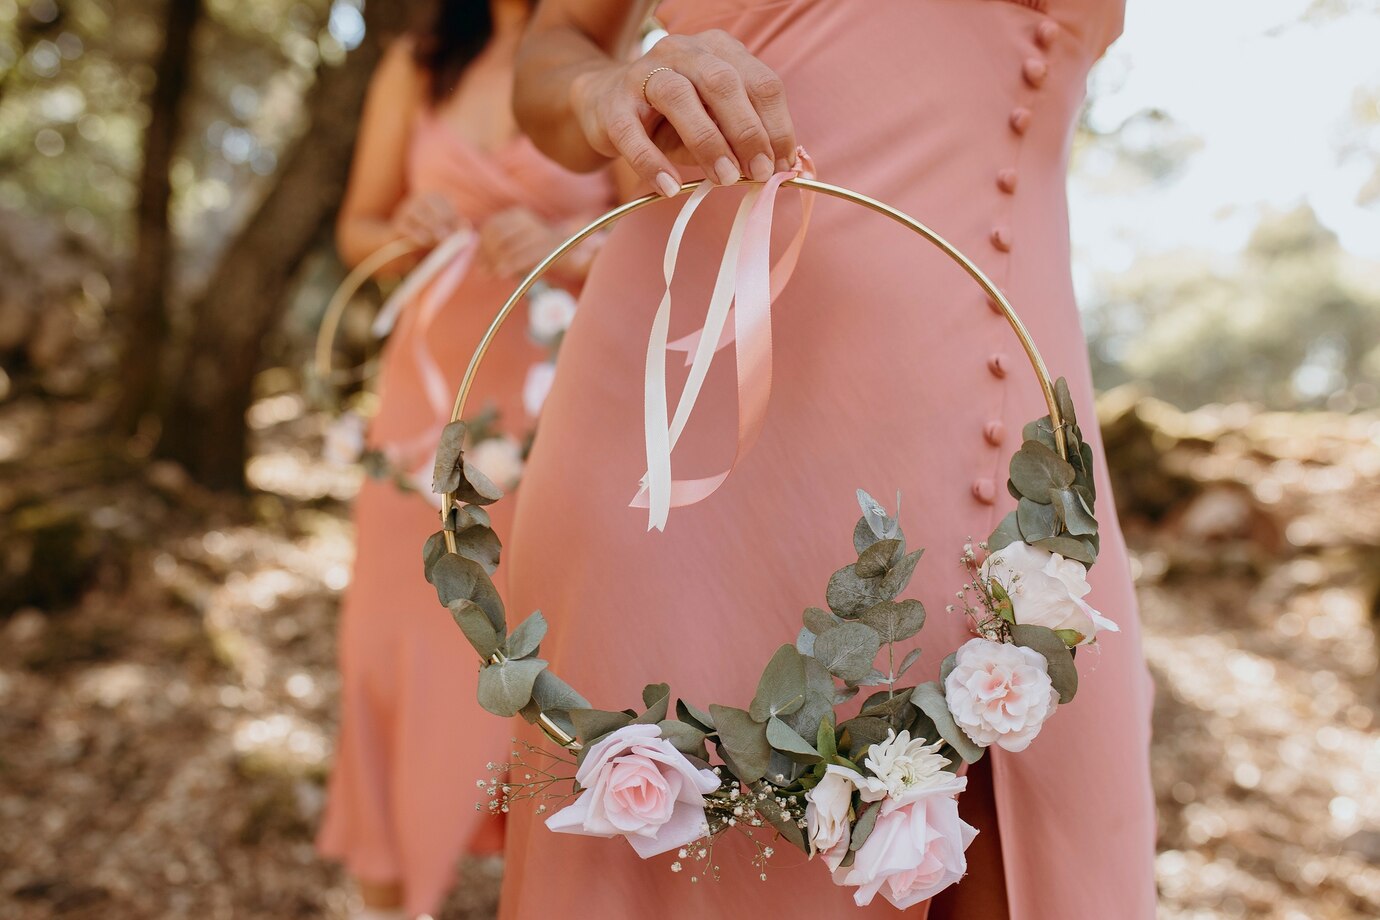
[310,230,583,498]
[421,169,1113,909]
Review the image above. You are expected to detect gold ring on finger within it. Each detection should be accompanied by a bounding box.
[640,66,675,105]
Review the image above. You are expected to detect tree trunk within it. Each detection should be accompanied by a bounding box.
[155,1,419,490]
[113,0,203,435]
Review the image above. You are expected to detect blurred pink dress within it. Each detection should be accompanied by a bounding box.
[499,1,1155,918]
[316,113,611,916]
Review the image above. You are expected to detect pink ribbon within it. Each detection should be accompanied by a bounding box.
[632,152,815,530]
[373,228,478,498]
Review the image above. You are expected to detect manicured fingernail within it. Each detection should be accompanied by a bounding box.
[713,157,740,186]
[749,154,773,182]
[654,172,680,198]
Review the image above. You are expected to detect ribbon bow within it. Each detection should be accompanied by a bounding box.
[632,151,816,531]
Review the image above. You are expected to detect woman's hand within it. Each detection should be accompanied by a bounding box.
[478,206,564,278]
[390,192,462,249]
[568,30,797,197]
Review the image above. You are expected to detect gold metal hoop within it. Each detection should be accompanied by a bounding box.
[440,177,1070,749]
[311,238,420,389]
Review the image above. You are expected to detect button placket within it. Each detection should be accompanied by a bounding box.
[975,17,1057,509]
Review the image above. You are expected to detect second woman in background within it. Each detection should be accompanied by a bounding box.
[315,2,613,918]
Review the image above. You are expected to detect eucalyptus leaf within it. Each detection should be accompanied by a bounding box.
[1023,416,1059,453]
[1052,488,1098,537]
[710,705,771,785]
[1010,623,1079,703]
[520,699,576,740]
[431,421,468,494]
[1055,628,1085,646]
[447,503,491,532]
[456,460,505,506]
[879,548,924,598]
[859,686,915,720]
[804,607,842,635]
[987,511,1023,553]
[505,610,547,660]
[851,668,891,687]
[856,489,901,543]
[1009,440,1076,503]
[1054,377,1078,429]
[911,681,984,763]
[939,651,958,686]
[529,668,591,714]
[422,531,447,582]
[796,627,816,657]
[1017,497,1061,542]
[826,564,887,618]
[477,658,547,718]
[1033,534,1097,565]
[634,683,670,725]
[569,708,633,744]
[855,539,902,578]
[803,656,835,699]
[833,685,860,705]
[860,599,926,644]
[675,699,716,732]
[430,554,505,635]
[837,715,892,758]
[449,599,500,658]
[850,801,882,851]
[766,716,822,763]
[750,645,808,722]
[816,712,838,763]
[657,720,709,760]
[898,646,923,679]
[450,524,502,575]
[812,621,883,682]
[783,687,832,745]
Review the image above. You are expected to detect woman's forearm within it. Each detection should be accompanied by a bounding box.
[514,2,650,172]
[336,216,421,276]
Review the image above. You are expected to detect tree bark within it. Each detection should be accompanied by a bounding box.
[155,1,419,489]
[113,0,203,434]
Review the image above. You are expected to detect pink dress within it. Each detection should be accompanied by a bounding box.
[498,1,1155,918]
[316,113,612,917]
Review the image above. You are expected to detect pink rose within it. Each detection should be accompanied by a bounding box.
[467,436,525,491]
[545,724,719,858]
[833,773,978,909]
[981,540,1119,645]
[523,361,557,418]
[528,286,578,343]
[944,637,1060,752]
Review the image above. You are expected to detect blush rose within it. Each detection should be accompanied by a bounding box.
[545,724,719,858]
[982,540,1118,645]
[944,637,1060,752]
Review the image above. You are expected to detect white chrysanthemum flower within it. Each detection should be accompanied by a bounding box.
[863,729,951,799]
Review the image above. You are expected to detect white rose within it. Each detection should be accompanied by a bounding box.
[322,411,366,465]
[981,540,1119,645]
[528,286,578,343]
[862,730,951,799]
[944,637,1060,752]
[466,436,524,491]
[805,765,885,870]
[523,361,557,418]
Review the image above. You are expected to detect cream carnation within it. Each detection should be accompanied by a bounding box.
[945,637,1060,752]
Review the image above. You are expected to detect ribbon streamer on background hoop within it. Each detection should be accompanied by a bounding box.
[440,172,1069,750]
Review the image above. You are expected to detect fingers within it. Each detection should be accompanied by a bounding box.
[680,47,775,181]
[644,68,742,186]
[604,98,683,198]
[717,47,796,171]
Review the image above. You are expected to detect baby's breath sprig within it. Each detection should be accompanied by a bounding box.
[474,738,578,817]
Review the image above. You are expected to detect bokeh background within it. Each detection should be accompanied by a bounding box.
[1,1,1377,917]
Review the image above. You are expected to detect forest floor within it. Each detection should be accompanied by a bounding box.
[1,391,1378,920]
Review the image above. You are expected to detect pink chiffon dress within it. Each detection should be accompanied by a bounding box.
[315,112,612,917]
[497,1,1156,918]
